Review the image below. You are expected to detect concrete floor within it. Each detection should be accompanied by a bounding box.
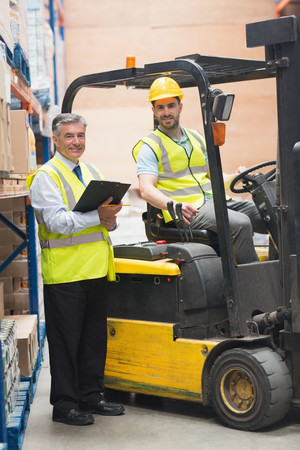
[22,217,300,449]
[22,343,300,450]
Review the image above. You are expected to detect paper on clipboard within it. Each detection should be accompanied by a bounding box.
[73,180,131,213]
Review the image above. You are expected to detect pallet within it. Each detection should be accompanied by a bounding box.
[20,350,41,404]
[6,381,30,450]
[13,44,31,86]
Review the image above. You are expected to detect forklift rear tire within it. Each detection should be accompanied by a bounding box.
[210,347,292,431]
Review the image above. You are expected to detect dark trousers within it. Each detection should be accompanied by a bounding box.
[44,277,108,412]
[191,199,267,264]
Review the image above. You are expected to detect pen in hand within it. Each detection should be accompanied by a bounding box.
[102,204,130,207]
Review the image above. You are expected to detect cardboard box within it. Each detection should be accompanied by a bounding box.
[4,292,29,311]
[3,293,14,311]
[0,277,14,294]
[10,110,36,174]
[13,276,28,292]
[0,0,14,55]
[0,259,28,277]
[0,229,24,246]
[4,314,38,376]
[13,211,26,226]
[0,55,11,103]
[0,197,26,211]
[13,244,27,259]
[0,245,14,260]
[0,98,12,173]
[0,178,15,196]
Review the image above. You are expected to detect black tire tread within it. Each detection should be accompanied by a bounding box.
[210,347,292,431]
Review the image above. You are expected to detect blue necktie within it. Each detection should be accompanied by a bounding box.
[73,165,86,187]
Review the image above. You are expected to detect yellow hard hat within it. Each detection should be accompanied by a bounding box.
[149,77,184,103]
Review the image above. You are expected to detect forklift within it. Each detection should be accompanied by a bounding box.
[61,15,300,431]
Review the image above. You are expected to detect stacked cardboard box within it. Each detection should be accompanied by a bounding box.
[0,53,12,175]
[0,1,14,56]
[0,197,30,313]
[4,314,38,377]
[10,109,37,174]
[0,316,20,421]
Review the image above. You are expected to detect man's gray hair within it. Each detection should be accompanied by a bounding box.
[52,113,87,137]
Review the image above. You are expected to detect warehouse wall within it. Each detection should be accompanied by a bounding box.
[63,0,277,189]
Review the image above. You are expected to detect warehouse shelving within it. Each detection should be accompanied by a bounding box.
[0,196,40,449]
[0,0,65,447]
[10,69,41,119]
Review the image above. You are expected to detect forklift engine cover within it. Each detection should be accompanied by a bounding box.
[108,242,225,333]
[165,242,224,311]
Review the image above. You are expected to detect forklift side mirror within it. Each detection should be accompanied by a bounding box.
[212,93,235,121]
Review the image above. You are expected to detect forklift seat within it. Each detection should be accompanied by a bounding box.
[142,203,219,252]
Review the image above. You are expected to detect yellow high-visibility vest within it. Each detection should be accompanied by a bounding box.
[26,156,116,284]
[133,128,212,222]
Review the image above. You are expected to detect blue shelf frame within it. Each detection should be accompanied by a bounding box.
[0,198,40,448]
[0,199,39,315]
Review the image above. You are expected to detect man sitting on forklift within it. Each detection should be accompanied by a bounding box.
[132,77,267,264]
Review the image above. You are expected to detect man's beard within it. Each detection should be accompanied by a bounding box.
[158,115,180,130]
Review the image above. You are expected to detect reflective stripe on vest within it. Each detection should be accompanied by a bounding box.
[46,160,77,209]
[40,231,109,249]
[44,161,102,209]
[133,128,211,222]
[158,183,211,198]
[85,163,102,180]
[144,129,208,178]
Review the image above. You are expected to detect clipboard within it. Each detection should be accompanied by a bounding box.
[73,180,131,213]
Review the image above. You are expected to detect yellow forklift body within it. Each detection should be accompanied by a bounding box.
[114,257,181,275]
[105,318,219,401]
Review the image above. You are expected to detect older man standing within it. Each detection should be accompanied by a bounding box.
[27,113,125,426]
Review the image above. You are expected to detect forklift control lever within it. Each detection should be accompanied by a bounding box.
[175,203,190,242]
[167,201,184,242]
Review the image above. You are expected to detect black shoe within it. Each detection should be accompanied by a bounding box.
[52,408,94,425]
[80,398,125,416]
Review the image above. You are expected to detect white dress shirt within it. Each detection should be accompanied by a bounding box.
[28,152,101,235]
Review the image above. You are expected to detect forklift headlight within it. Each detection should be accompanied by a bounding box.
[212,93,235,121]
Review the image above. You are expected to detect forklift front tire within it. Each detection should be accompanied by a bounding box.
[210,347,292,431]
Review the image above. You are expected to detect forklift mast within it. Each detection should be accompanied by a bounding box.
[246,14,300,403]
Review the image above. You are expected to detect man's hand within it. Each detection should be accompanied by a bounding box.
[138,174,198,225]
[175,201,198,225]
[235,166,247,176]
[97,196,122,230]
[224,166,247,190]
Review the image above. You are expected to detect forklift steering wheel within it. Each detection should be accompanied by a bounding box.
[230,160,276,194]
